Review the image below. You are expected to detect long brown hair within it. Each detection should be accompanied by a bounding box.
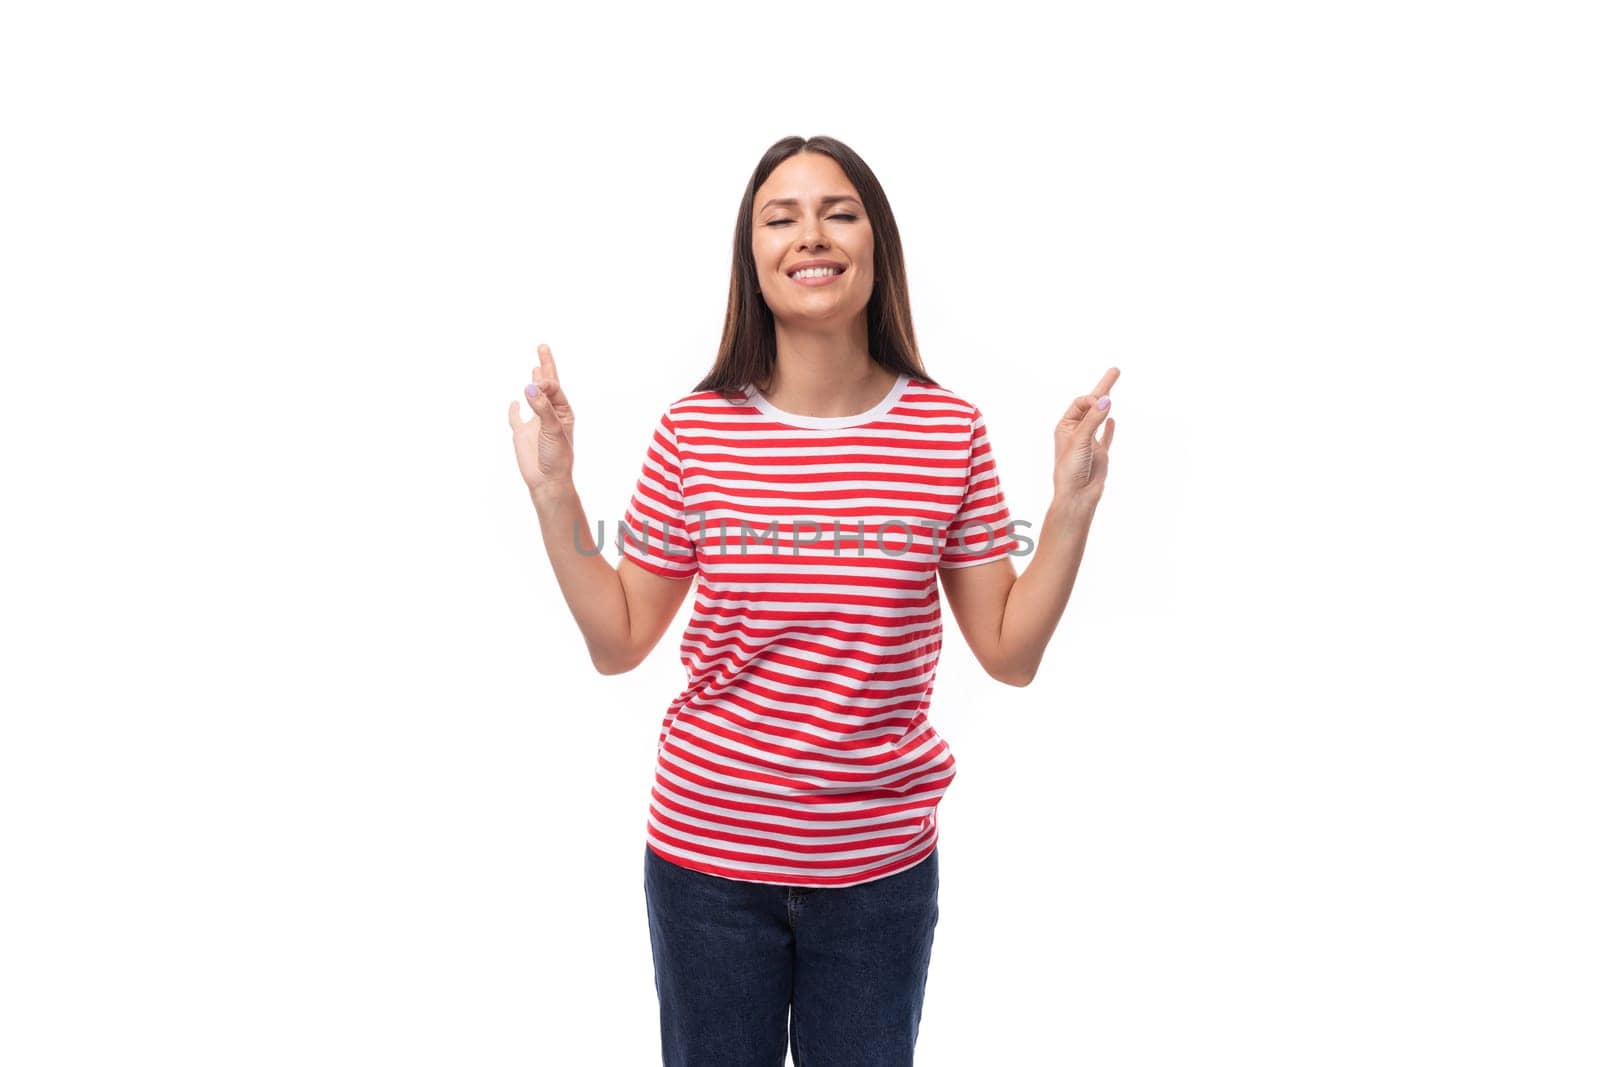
[692,135,940,400]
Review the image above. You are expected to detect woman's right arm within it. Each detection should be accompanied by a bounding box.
[510,344,692,675]
[529,479,691,674]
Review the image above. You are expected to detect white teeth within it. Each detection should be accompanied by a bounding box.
[790,266,843,279]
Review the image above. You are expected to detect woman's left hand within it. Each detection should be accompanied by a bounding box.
[1052,367,1120,512]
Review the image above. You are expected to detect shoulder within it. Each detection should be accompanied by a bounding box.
[639,386,760,438]
[900,377,988,430]
[665,385,748,415]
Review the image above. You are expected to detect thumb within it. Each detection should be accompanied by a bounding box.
[527,385,569,441]
[1077,394,1111,441]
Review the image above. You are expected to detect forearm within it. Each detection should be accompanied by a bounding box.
[994,497,1099,685]
[529,479,635,674]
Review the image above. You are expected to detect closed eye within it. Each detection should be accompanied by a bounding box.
[765,214,858,226]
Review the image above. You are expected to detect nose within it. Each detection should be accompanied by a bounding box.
[797,215,829,251]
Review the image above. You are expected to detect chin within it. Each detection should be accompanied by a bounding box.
[779,307,856,325]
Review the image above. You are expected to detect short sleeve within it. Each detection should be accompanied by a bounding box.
[619,410,698,579]
[938,406,1022,569]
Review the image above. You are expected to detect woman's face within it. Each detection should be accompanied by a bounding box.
[751,153,875,327]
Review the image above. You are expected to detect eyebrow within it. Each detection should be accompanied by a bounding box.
[758,195,863,212]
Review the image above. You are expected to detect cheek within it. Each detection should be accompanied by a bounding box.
[756,240,788,272]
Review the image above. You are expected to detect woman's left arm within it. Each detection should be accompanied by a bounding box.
[939,369,1118,686]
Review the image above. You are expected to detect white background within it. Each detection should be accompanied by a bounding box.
[3,1,1596,1064]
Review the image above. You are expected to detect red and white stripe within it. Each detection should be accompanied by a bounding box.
[620,375,1019,887]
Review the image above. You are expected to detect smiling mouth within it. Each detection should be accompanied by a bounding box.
[787,266,846,285]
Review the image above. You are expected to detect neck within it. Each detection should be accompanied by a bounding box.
[762,318,897,418]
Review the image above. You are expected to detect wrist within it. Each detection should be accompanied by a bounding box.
[1047,492,1098,528]
[530,476,577,513]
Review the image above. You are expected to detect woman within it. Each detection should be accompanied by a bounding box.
[508,135,1117,1066]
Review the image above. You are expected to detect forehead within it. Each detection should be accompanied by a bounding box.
[754,153,861,210]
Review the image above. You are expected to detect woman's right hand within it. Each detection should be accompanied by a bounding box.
[508,343,576,500]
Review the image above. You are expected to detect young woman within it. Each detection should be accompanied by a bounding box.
[508,135,1118,1066]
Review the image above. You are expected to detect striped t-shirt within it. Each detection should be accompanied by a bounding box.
[618,371,1022,888]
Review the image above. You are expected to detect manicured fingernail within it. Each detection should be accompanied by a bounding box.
[525,383,540,398]
[1097,395,1110,410]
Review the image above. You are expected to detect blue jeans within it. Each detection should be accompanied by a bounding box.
[643,845,940,1066]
